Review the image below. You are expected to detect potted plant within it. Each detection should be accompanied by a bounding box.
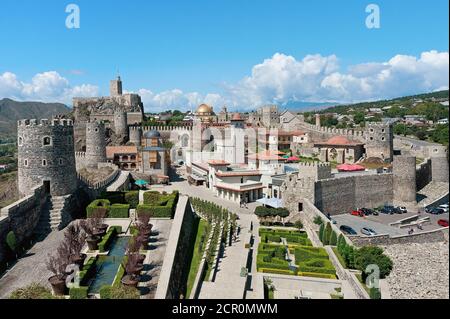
[46,243,70,296]
[80,219,100,251]
[91,209,108,236]
[127,238,146,264]
[121,254,141,287]
[65,224,87,267]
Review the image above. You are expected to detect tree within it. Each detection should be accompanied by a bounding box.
[354,246,393,281]
[353,112,365,125]
[337,234,345,252]
[294,220,303,230]
[319,223,325,243]
[313,216,323,225]
[323,222,332,245]
[329,231,337,246]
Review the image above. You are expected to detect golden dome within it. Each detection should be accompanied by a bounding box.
[197,104,213,114]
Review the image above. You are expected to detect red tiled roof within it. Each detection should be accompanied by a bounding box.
[215,170,262,177]
[207,160,230,166]
[247,150,287,161]
[106,146,138,159]
[315,135,364,146]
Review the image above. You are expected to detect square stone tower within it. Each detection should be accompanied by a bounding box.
[365,122,394,162]
[110,76,123,96]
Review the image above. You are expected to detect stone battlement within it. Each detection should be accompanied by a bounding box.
[297,161,331,168]
[17,118,73,127]
[299,121,365,138]
[142,125,193,132]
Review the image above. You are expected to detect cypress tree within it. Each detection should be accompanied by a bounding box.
[319,223,325,243]
[323,222,332,245]
[330,231,337,246]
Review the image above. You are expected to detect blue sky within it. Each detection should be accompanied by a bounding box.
[0,0,448,111]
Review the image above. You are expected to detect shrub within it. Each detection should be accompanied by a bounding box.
[99,285,112,299]
[254,206,290,218]
[337,234,345,251]
[98,228,117,253]
[137,204,173,218]
[330,231,337,246]
[9,283,54,299]
[297,272,337,280]
[109,225,123,234]
[369,287,382,299]
[124,191,139,208]
[109,204,130,218]
[294,246,329,261]
[355,246,393,280]
[323,222,332,245]
[313,216,323,225]
[79,256,97,285]
[69,287,88,299]
[6,231,17,252]
[319,223,325,243]
[294,220,304,230]
[99,191,125,204]
[87,199,111,217]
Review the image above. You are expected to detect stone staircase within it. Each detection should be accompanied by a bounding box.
[34,195,70,236]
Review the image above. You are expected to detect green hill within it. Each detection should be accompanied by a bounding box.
[0,98,70,138]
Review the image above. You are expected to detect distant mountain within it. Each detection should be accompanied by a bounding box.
[0,98,70,137]
[282,101,339,112]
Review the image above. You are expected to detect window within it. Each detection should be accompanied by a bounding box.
[24,159,28,167]
[43,136,52,146]
[18,137,23,146]
[370,128,374,133]
[42,159,47,167]
[95,128,99,132]
[381,129,385,133]
[370,137,374,141]
[59,158,63,165]
[381,137,385,141]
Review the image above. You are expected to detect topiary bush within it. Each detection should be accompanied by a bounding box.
[330,231,337,246]
[124,191,139,208]
[319,223,325,243]
[323,222,332,245]
[86,199,111,217]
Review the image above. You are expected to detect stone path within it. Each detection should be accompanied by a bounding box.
[0,231,64,298]
[139,219,172,299]
[106,171,130,192]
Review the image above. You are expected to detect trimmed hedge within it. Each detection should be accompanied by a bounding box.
[124,191,139,208]
[137,191,179,219]
[98,228,117,253]
[78,256,97,286]
[297,272,337,280]
[295,246,330,261]
[86,199,110,217]
[69,287,88,299]
[109,204,130,218]
[254,206,290,218]
[99,191,139,209]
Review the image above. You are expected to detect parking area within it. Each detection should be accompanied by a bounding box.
[332,214,408,237]
[333,209,449,237]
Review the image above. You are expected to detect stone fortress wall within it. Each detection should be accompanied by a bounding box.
[17,119,77,197]
[393,156,417,205]
[0,185,48,264]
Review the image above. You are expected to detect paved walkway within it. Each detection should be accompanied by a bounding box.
[0,231,65,298]
[160,177,265,299]
[139,219,172,299]
[106,171,130,192]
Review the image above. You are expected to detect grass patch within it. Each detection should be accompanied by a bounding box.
[185,219,208,298]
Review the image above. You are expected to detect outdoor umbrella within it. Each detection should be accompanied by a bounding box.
[135,179,148,186]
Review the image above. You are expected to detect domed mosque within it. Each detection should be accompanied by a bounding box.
[195,104,217,123]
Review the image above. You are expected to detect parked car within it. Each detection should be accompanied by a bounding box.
[340,225,357,235]
[380,206,395,214]
[361,208,375,215]
[438,204,449,213]
[397,206,408,214]
[351,209,365,217]
[361,227,377,236]
[438,219,449,227]
[427,207,445,215]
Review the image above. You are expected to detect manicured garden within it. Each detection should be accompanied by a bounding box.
[257,227,337,279]
[184,197,238,298]
[137,191,179,218]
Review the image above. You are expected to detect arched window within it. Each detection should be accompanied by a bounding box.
[18,136,23,146]
[42,159,47,167]
[43,136,52,146]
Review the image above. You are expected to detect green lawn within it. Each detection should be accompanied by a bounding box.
[185,219,208,298]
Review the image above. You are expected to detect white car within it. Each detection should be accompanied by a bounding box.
[439,204,449,213]
[398,206,408,214]
[361,227,377,236]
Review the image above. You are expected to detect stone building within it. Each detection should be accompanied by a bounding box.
[217,106,230,123]
[314,136,365,164]
[114,109,128,138]
[17,118,77,197]
[365,122,394,162]
[141,130,169,182]
[248,105,280,128]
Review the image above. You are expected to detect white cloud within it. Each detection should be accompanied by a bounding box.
[1,50,448,110]
[0,71,98,104]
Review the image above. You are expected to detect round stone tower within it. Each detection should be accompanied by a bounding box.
[114,109,128,137]
[17,118,77,197]
[85,121,107,168]
[393,155,417,205]
[129,126,142,146]
[430,145,449,183]
[365,122,394,162]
